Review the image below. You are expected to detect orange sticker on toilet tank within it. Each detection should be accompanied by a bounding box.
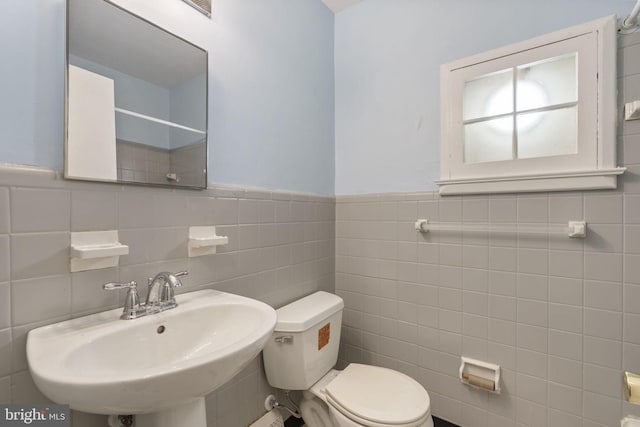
[318,323,330,350]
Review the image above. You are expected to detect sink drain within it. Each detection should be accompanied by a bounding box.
[157,325,166,334]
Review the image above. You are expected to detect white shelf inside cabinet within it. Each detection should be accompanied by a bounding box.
[188,226,229,257]
[70,230,129,272]
[115,108,206,134]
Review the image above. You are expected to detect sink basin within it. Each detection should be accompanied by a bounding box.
[27,290,277,416]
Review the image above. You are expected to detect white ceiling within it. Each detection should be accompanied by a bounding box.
[321,0,362,13]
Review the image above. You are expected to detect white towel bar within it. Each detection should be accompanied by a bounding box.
[414,219,587,238]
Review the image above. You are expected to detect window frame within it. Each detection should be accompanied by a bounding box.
[438,15,624,195]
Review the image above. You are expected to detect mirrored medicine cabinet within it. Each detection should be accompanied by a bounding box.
[65,0,208,189]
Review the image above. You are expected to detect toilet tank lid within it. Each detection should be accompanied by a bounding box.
[275,292,344,332]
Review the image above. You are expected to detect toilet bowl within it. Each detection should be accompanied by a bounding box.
[302,365,434,427]
[262,292,433,427]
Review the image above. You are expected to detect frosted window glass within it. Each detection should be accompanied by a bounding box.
[517,107,577,159]
[464,118,513,164]
[517,53,577,111]
[462,53,580,164]
[463,69,513,120]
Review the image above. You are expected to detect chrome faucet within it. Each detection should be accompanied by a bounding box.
[145,271,188,313]
[103,271,188,319]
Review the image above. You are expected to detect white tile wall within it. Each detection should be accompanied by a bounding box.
[336,183,640,427]
[0,168,334,427]
[334,32,640,427]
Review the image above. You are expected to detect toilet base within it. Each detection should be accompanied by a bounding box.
[328,402,433,427]
[300,393,333,427]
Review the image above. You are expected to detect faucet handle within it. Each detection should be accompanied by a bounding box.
[162,271,188,307]
[173,271,188,286]
[103,281,137,290]
[103,281,145,320]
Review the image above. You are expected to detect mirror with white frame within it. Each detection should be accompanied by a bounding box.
[65,0,208,189]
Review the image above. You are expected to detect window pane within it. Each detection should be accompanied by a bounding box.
[464,118,513,163]
[463,68,513,120]
[517,53,577,111]
[517,106,577,159]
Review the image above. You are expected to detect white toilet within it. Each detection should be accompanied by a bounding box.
[263,291,434,427]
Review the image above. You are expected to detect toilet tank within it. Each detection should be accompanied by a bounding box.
[263,291,344,390]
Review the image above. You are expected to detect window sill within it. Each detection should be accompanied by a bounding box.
[436,167,626,195]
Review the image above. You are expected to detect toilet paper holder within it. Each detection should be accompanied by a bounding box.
[624,371,640,404]
[459,357,501,394]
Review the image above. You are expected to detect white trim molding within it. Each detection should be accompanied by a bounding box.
[436,167,626,195]
[439,15,622,196]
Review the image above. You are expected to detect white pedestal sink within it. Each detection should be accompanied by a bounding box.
[27,290,277,426]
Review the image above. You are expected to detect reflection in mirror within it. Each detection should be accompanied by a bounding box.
[65,0,208,189]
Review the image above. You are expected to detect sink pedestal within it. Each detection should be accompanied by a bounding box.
[136,398,206,427]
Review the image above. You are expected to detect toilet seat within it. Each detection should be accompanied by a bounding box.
[324,364,431,427]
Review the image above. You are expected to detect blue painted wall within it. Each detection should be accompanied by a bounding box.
[0,0,64,170]
[334,0,635,195]
[0,0,335,194]
[3,0,635,196]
